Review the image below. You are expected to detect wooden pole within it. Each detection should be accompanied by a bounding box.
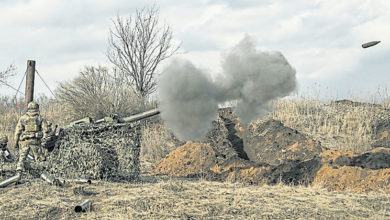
[25,60,36,107]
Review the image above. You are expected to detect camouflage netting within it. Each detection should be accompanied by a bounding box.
[47,121,142,181]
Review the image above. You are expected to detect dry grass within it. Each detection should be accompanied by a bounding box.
[270,96,390,153]
[0,177,389,219]
[140,122,180,164]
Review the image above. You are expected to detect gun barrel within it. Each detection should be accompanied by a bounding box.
[119,108,160,123]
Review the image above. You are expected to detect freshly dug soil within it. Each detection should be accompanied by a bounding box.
[150,142,219,177]
[313,165,390,193]
[323,147,390,170]
[206,108,248,160]
[151,108,390,193]
[243,119,328,166]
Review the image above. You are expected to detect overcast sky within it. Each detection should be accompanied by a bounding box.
[1,0,389,102]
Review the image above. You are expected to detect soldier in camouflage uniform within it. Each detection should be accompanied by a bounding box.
[14,101,49,176]
[0,135,9,162]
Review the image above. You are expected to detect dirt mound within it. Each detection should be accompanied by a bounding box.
[224,165,270,185]
[243,119,327,165]
[150,142,219,177]
[330,99,382,108]
[152,138,390,193]
[264,157,323,186]
[321,147,390,170]
[151,108,251,178]
[313,165,390,193]
[151,108,390,193]
[206,108,248,160]
[217,157,323,186]
[320,149,356,165]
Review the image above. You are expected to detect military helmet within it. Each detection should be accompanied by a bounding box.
[27,101,39,111]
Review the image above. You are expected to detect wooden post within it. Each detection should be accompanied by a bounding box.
[25,60,36,107]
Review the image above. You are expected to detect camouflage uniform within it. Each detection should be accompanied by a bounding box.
[14,101,49,172]
[40,120,54,159]
[0,135,8,163]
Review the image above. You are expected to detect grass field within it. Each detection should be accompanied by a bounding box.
[1,176,389,219]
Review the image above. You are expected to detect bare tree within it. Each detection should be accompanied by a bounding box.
[0,65,16,85]
[107,6,180,100]
[56,66,144,120]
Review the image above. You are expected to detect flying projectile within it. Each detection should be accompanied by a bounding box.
[362,41,381,48]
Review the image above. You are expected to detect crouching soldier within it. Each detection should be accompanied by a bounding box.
[14,101,49,178]
[40,120,58,159]
[0,134,13,162]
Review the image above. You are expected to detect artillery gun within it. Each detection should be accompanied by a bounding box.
[41,108,161,182]
[66,108,160,128]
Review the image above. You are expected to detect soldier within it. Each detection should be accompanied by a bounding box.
[40,120,56,160]
[0,134,10,162]
[14,101,49,178]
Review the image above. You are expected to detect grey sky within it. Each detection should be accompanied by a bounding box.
[1,0,389,102]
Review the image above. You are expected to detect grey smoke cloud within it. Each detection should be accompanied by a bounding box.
[158,35,296,140]
[158,59,220,140]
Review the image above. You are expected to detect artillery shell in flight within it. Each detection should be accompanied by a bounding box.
[362,41,381,48]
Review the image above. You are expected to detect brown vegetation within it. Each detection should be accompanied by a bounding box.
[1,178,389,219]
